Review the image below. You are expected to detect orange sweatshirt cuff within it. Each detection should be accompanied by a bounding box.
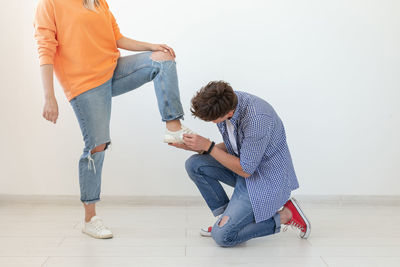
[39,55,54,66]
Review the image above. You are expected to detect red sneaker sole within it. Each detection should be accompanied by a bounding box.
[290,197,311,239]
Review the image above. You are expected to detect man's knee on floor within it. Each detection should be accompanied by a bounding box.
[211,216,235,247]
[150,51,174,62]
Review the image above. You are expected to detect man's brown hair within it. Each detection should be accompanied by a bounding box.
[191,81,238,121]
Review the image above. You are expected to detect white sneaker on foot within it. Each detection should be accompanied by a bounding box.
[82,216,113,239]
[200,214,223,237]
[164,125,196,144]
[200,226,213,237]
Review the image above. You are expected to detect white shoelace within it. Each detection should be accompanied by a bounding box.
[92,220,106,232]
[283,220,305,232]
[182,126,196,134]
[178,126,196,138]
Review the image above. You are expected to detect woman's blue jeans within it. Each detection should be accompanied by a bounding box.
[70,52,184,204]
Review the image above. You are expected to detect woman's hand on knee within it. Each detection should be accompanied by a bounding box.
[149,44,176,58]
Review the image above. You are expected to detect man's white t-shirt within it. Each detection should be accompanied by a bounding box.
[226,119,238,155]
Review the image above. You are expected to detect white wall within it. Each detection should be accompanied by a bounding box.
[0,0,399,196]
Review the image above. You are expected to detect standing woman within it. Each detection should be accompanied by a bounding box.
[34,0,193,239]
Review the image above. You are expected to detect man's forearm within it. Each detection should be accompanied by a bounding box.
[116,37,152,51]
[209,145,251,178]
[181,134,249,177]
[215,142,227,152]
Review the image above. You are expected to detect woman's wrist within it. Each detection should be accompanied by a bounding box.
[148,43,156,51]
[44,93,56,101]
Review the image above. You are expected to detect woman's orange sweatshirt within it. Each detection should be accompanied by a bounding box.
[34,0,123,101]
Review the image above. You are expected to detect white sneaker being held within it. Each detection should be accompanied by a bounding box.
[164,125,196,144]
[82,216,113,239]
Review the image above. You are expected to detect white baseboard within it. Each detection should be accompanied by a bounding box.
[0,194,399,206]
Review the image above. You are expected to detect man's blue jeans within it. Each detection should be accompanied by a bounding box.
[70,52,184,204]
[185,154,281,247]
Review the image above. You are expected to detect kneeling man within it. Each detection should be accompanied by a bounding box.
[170,81,311,247]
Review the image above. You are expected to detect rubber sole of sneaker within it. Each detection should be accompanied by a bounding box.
[290,197,311,239]
[82,229,113,239]
[163,137,184,144]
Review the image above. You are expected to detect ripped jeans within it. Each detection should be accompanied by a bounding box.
[185,154,281,247]
[70,52,184,204]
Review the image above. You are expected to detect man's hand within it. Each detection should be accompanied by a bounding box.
[168,142,203,153]
[182,134,212,152]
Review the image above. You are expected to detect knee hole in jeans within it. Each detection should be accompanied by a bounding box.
[90,141,111,154]
[150,51,175,62]
[218,216,230,227]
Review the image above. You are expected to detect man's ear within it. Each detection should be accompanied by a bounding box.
[228,110,235,117]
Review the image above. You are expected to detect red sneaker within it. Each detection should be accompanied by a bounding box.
[200,226,213,237]
[283,197,311,239]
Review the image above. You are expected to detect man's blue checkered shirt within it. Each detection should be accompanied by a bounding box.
[217,91,299,223]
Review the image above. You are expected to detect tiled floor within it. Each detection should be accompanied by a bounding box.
[1,197,400,267]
